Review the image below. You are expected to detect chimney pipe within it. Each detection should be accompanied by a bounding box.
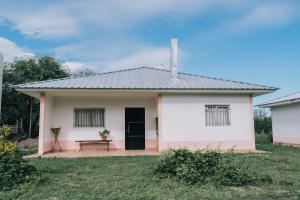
[0,54,3,122]
[170,38,178,79]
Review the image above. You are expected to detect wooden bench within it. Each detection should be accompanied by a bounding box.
[75,140,112,152]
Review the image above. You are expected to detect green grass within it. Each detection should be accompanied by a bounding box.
[1,144,300,200]
[255,133,273,144]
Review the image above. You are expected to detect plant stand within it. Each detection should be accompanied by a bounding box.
[51,128,63,152]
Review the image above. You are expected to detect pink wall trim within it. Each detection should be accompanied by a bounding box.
[249,95,256,149]
[160,140,256,152]
[38,93,45,155]
[157,94,163,151]
[273,138,300,145]
[146,139,158,149]
[44,139,158,151]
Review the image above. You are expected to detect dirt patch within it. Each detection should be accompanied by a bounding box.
[17,138,38,149]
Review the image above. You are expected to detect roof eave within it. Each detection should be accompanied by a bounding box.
[15,88,276,95]
[259,98,300,108]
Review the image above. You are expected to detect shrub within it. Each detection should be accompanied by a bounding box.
[254,108,272,135]
[0,125,38,191]
[214,155,256,186]
[0,126,17,152]
[255,133,273,144]
[155,149,194,176]
[0,150,38,190]
[154,149,272,187]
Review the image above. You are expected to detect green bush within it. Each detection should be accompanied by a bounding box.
[254,108,272,135]
[0,126,38,191]
[0,150,38,190]
[154,149,272,187]
[213,154,271,186]
[255,133,273,144]
[155,149,194,176]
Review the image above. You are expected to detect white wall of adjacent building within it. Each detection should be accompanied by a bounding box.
[271,103,300,145]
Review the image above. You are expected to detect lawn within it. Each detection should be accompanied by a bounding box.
[1,144,300,200]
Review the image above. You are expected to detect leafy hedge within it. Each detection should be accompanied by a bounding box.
[154,149,272,186]
[0,150,38,190]
[0,126,38,191]
[255,133,273,144]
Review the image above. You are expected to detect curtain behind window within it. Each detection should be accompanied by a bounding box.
[205,105,230,126]
[74,108,105,127]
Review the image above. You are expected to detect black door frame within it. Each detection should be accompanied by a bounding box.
[125,107,145,150]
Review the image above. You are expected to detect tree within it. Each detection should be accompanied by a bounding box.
[1,56,71,138]
[72,69,97,77]
[254,108,272,135]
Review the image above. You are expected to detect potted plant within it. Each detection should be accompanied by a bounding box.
[99,129,110,140]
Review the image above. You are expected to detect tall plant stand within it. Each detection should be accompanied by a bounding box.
[51,128,63,152]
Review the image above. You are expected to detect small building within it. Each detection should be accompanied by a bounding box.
[260,92,300,146]
[14,39,277,155]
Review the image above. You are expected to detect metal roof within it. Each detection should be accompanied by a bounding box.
[259,92,300,107]
[14,67,277,91]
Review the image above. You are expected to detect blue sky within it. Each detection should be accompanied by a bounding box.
[0,0,300,104]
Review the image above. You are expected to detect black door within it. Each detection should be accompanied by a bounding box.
[125,108,145,150]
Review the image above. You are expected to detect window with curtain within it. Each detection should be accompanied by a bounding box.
[74,108,105,128]
[205,105,231,126]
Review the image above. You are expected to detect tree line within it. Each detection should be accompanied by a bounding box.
[1,56,96,139]
[254,108,272,135]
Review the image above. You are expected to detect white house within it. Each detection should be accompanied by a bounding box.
[15,39,276,155]
[260,92,300,146]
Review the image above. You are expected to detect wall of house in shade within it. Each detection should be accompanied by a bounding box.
[271,103,300,145]
[39,94,158,154]
[159,94,255,151]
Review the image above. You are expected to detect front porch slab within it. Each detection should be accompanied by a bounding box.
[24,149,160,158]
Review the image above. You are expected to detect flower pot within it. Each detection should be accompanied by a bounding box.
[101,136,107,141]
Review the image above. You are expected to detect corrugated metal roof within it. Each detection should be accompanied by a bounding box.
[14,67,277,91]
[259,92,300,107]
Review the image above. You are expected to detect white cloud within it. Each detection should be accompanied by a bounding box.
[16,8,79,38]
[51,42,98,60]
[63,61,88,72]
[72,0,215,26]
[1,0,298,75]
[228,3,297,32]
[106,46,170,70]
[0,37,35,61]
[0,0,246,38]
[0,5,79,38]
[52,42,187,72]
[50,38,171,71]
[0,1,298,38]
[104,45,188,72]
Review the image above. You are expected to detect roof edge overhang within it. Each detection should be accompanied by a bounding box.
[16,88,276,99]
[259,98,300,108]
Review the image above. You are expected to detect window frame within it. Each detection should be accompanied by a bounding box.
[73,107,106,128]
[205,105,231,127]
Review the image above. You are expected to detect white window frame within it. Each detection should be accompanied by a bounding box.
[73,107,105,128]
[205,105,231,126]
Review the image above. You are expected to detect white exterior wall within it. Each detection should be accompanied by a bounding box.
[271,103,300,145]
[38,92,257,154]
[41,95,158,153]
[159,94,255,151]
